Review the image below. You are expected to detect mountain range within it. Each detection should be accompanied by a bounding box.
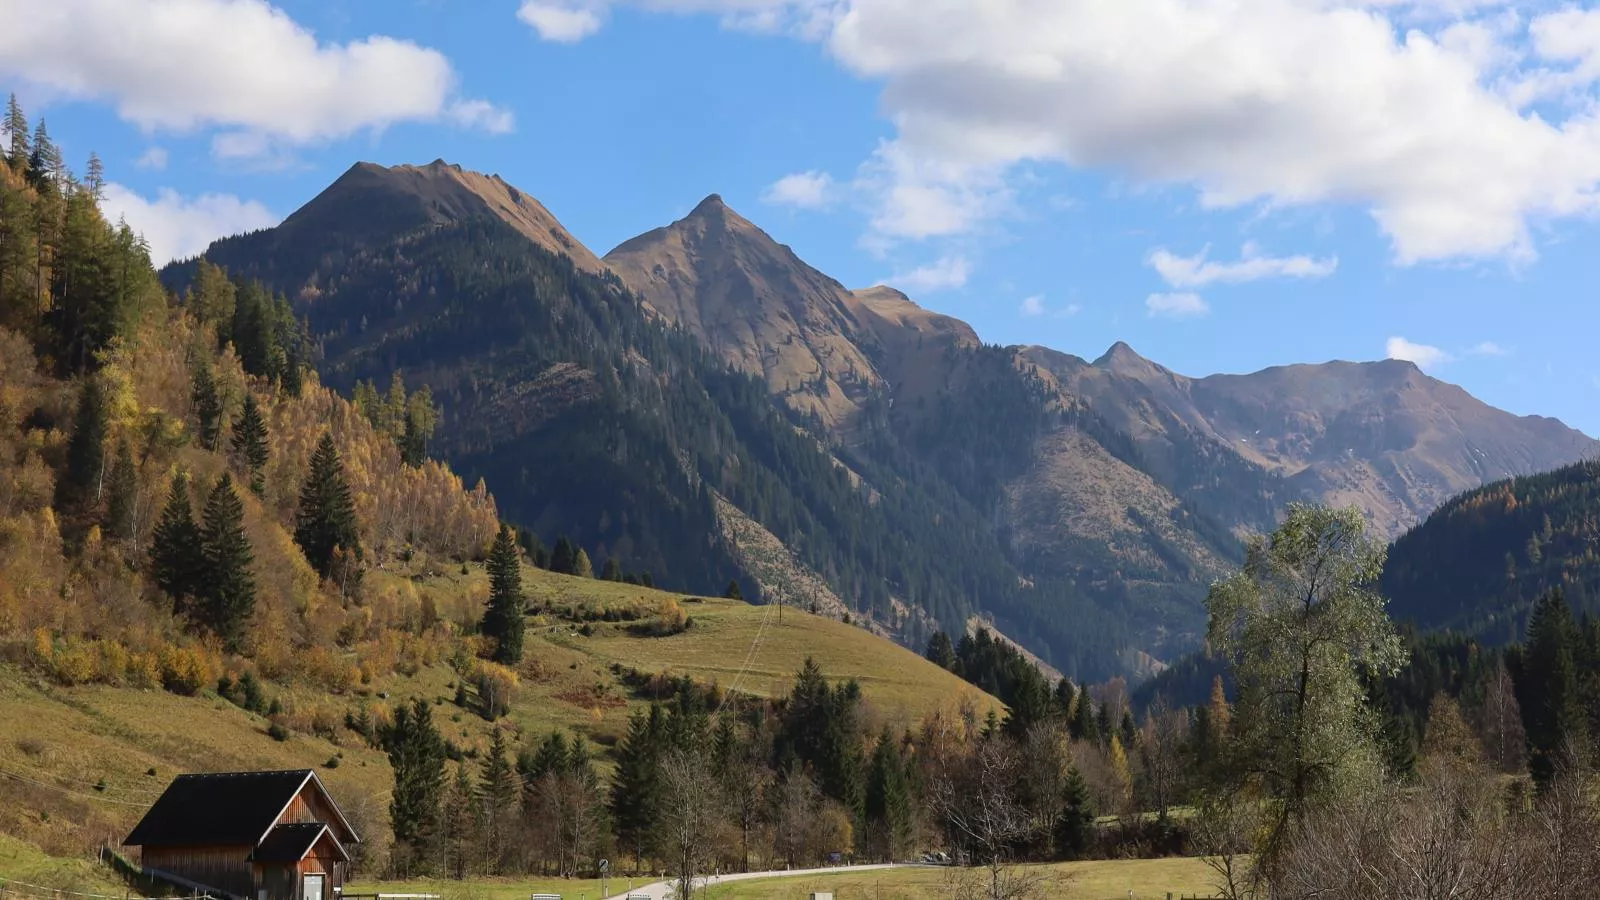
[169,159,1600,679]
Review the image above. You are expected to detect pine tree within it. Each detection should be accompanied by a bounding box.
[55,376,108,543]
[600,557,622,582]
[191,364,222,451]
[3,94,27,170]
[442,763,480,879]
[386,698,447,867]
[479,727,520,874]
[26,120,59,189]
[294,432,361,578]
[549,537,578,575]
[924,631,958,672]
[723,579,743,601]
[1070,693,1100,743]
[231,393,269,494]
[863,727,913,862]
[610,705,666,869]
[481,525,526,664]
[1055,766,1096,859]
[1523,589,1587,784]
[198,474,256,652]
[84,152,105,201]
[151,471,205,615]
[573,548,594,579]
[104,437,138,544]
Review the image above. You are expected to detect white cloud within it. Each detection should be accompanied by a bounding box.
[891,255,970,292]
[1059,302,1082,317]
[517,2,605,42]
[548,0,1600,264]
[1019,295,1045,316]
[1148,242,1340,289]
[0,0,511,159]
[1469,340,1511,356]
[1386,336,1453,370]
[1146,292,1209,318]
[135,147,168,171]
[761,170,837,209]
[100,183,278,266]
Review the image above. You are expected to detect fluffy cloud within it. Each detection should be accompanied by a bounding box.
[761,170,837,209]
[0,0,512,159]
[135,147,168,171]
[101,183,278,266]
[1386,336,1452,370]
[891,255,970,292]
[533,0,1600,263]
[518,2,606,41]
[1146,292,1209,318]
[1019,295,1045,316]
[1148,242,1339,289]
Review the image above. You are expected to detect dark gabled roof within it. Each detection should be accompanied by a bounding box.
[249,823,348,864]
[125,770,334,847]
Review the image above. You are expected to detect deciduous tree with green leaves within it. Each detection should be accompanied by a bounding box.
[1205,503,1407,869]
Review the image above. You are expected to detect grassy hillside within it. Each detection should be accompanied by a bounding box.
[2,562,998,887]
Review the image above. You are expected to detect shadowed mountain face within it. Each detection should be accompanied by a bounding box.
[172,159,1597,679]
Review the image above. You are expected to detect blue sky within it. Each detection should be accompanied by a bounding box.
[3,0,1599,434]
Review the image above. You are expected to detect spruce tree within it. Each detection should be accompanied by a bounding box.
[104,437,138,544]
[1055,766,1096,859]
[481,525,526,664]
[55,376,108,543]
[549,537,577,575]
[191,364,223,451]
[3,94,28,170]
[479,727,520,874]
[293,432,361,578]
[601,557,622,582]
[231,393,269,494]
[924,631,957,671]
[1523,589,1587,784]
[1071,694,1100,743]
[723,579,743,600]
[198,474,256,652]
[151,471,205,615]
[386,698,447,865]
[442,763,480,880]
[863,728,913,862]
[610,705,666,869]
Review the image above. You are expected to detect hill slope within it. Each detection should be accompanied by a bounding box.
[1382,460,1600,642]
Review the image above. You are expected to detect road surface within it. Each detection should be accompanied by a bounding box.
[603,863,927,900]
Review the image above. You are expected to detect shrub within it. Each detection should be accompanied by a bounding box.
[268,722,291,742]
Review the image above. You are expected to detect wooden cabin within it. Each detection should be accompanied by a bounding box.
[124,769,360,900]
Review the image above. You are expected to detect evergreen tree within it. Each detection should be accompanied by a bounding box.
[1070,693,1099,743]
[104,437,138,544]
[1055,766,1096,859]
[1522,589,1587,784]
[386,698,448,868]
[723,579,743,601]
[150,471,205,615]
[601,557,623,581]
[191,363,223,451]
[924,631,958,671]
[574,548,594,579]
[3,94,27,169]
[400,385,437,466]
[610,705,666,868]
[84,152,104,201]
[863,727,913,861]
[479,727,520,874]
[198,474,256,652]
[26,120,59,189]
[55,376,108,543]
[441,763,480,879]
[293,432,361,578]
[549,537,578,575]
[231,392,269,494]
[481,525,526,664]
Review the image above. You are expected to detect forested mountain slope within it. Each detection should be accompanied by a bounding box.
[1383,460,1600,643]
[175,161,1132,679]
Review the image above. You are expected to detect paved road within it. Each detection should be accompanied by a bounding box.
[603,863,926,900]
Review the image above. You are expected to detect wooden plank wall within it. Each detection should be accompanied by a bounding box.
[143,844,254,898]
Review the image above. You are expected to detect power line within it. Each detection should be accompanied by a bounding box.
[0,768,151,807]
